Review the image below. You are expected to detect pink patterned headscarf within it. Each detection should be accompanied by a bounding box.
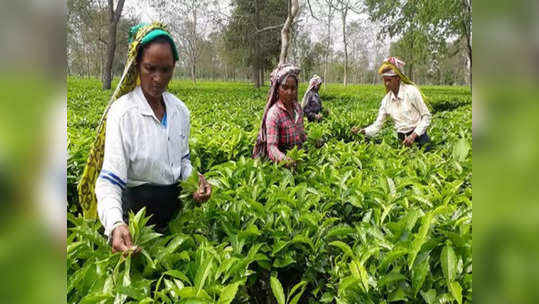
[301,75,323,108]
[253,63,301,159]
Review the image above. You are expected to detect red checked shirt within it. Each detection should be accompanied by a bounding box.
[265,100,307,162]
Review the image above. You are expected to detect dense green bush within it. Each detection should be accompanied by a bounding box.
[68,77,471,303]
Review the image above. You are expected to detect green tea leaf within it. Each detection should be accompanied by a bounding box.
[408,212,433,269]
[290,288,307,304]
[412,251,430,296]
[378,271,406,288]
[420,289,437,304]
[79,292,114,304]
[177,286,211,301]
[194,256,214,296]
[164,270,191,285]
[452,138,470,162]
[449,281,463,304]
[270,276,286,304]
[388,287,407,302]
[379,247,408,272]
[288,281,307,301]
[329,241,354,258]
[217,282,240,304]
[350,260,369,292]
[441,244,457,283]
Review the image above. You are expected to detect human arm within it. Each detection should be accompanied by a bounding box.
[266,109,288,163]
[363,100,388,137]
[95,109,138,253]
[410,88,431,136]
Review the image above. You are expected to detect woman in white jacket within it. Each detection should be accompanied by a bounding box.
[78,23,211,254]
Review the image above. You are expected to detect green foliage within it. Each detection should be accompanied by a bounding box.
[366,0,472,86]
[68,77,472,303]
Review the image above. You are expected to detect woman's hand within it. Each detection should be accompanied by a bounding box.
[323,108,330,116]
[283,157,296,169]
[351,126,366,135]
[193,173,212,203]
[111,223,140,254]
[315,139,326,148]
[403,133,418,146]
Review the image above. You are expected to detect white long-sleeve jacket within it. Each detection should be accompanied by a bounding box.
[95,86,193,236]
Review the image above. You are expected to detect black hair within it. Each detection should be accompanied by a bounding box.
[135,36,177,65]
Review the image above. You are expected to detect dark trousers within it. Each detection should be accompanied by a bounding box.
[398,131,431,150]
[121,183,181,229]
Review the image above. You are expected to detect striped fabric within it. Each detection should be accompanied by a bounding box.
[98,169,126,191]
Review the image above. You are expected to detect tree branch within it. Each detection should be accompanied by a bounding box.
[107,0,113,22]
[114,0,125,23]
[255,19,302,34]
[306,0,320,21]
[279,0,299,64]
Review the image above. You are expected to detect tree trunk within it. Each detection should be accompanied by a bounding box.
[253,65,260,88]
[341,8,348,86]
[191,8,198,84]
[103,21,116,88]
[279,0,299,65]
[323,15,330,87]
[86,46,90,78]
[102,0,125,90]
[462,0,472,89]
[191,64,196,84]
[464,25,472,88]
[253,0,261,88]
[211,59,215,80]
[438,64,442,85]
[412,36,416,81]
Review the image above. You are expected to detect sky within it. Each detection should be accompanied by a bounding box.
[124,0,159,23]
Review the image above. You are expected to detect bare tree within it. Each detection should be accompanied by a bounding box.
[321,0,336,87]
[153,0,212,84]
[102,0,125,89]
[253,0,262,87]
[462,0,472,86]
[279,0,300,65]
[332,0,361,87]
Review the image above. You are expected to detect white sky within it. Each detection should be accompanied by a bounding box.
[123,0,159,23]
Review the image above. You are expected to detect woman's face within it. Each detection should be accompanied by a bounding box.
[278,76,298,105]
[138,42,175,101]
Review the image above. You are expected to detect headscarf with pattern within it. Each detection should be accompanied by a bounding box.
[77,22,178,219]
[301,74,323,109]
[252,63,301,159]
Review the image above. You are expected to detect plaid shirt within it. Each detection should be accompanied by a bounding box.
[266,100,307,162]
